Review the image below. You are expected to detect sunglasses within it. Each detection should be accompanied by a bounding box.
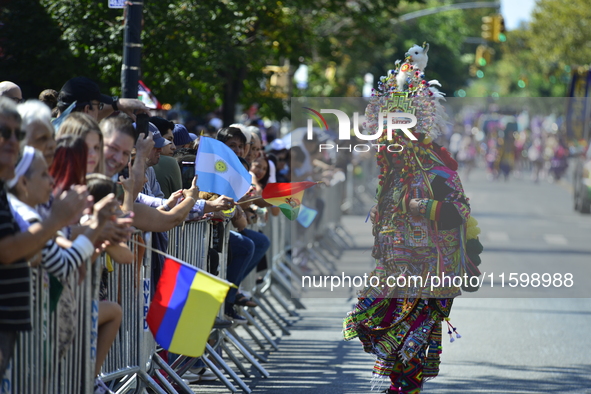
[0,126,25,141]
[79,101,105,111]
[90,101,105,111]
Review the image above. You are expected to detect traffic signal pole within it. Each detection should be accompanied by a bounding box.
[391,1,500,24]
[121,1,143,99]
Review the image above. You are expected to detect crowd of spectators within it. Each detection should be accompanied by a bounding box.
[0,76,341,392]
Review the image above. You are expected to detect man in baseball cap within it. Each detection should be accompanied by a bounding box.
[57,76,149,122]
[149,123,171,150]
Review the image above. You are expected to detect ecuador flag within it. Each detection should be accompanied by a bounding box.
[262,181,318,220]
[146,257,231,357]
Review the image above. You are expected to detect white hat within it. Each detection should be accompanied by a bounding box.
[270,139,286,151]
[209,117,223,130]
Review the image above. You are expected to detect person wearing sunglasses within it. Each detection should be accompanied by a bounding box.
[0,81,24,104]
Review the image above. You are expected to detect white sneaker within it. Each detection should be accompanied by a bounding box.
[189,367,218,381]
[94,378,115,394]
[200,368,218,381]
[182,370,201,383]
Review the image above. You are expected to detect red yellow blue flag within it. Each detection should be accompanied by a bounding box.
[261,181,319,220]
[146,257,231,357]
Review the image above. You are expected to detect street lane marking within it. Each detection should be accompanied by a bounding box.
[543,234,568,245]
[487,231,509,242]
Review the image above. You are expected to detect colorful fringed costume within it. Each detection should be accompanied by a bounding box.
[343,43,481,393]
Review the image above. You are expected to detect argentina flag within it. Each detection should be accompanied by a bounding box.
[195,137,252,201]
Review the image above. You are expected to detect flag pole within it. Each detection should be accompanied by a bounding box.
[236,196,263,205]
[240,181,325,205]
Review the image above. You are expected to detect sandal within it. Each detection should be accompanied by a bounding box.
[235,294,258,307]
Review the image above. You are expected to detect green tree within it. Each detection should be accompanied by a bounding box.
[7,0,480,123]
[464,0,591,98]
[0,0,80,97]
[529,0,591,70]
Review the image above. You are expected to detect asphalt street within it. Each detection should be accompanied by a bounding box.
[192,164,591,394]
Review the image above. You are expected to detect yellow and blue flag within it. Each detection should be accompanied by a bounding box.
[195,137,252,201]
[146,257,231,357]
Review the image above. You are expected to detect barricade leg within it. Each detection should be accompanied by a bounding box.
[240,310,278,350]
[222,330,270,378]
[204,344,251,393]
[153,368,180,394]
[226,327,268,362]
[220,341,251,378]
[335,222,357,248]
[236,323,267,350]
[138,370,169,394]
[245,307,276,337]
[269,285,300,315]
[200,353,239,393]
[251,295,291,335]
[153,353,193,394]
[257,293,293,326]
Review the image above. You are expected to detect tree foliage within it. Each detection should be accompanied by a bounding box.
[2,0,484,120]
[529,0,591,70]
[465,0,588,98]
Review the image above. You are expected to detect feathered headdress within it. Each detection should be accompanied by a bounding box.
[365,43,450,191]
[365,42,446,141]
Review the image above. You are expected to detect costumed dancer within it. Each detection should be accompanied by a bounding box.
[343,43,482,394]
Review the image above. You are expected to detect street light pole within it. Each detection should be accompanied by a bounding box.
[121,1,143,99]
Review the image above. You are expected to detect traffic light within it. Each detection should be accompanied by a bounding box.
[474,45,493,67]
[481,16,494,41]
[482,14,506,43]
[495,15,506,42]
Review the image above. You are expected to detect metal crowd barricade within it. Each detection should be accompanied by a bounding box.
[100,231,166,394]
[166,220,262,394]
[167,220,211,270]
[2,207,319,394]
[3,258,100,394]
[283,171,357,291]
[342,155,379,215]
[240,214,295,331]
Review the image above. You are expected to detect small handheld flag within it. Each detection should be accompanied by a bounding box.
[262,181,319,220]
[296,204,318,228]
[51,101,76,131]
[138,80,161,109]
[146,257,231,357]
[195,137,252,201]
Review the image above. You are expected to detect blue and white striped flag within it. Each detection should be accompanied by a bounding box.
[195,137,252,201]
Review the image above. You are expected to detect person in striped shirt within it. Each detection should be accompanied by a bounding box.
[0,97,89,378]
[7,146,117,281]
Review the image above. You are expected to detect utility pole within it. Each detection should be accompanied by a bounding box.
[121,1,143,99]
